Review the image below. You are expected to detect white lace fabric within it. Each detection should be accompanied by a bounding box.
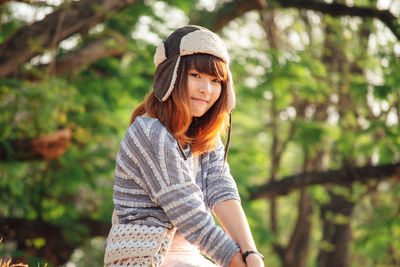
[104,223,175,267]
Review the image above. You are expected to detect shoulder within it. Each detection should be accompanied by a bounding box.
[208,136,224,156]
[129,116,159,134]
[128,116,177,148]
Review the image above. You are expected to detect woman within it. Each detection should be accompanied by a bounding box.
[104,25,264,267]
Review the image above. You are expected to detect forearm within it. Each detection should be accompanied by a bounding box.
[214,199,264,266]
[213,199,257,252]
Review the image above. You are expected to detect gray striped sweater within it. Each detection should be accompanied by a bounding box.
[113,116,241,267]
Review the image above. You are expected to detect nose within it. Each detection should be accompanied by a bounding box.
[199,79,212,94]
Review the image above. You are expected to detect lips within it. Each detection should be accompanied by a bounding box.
[191,97,209,104]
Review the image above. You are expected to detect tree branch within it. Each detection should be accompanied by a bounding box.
[1,0,53,6]
[51,37,126,75]
[190,0,399,41]
[18,37,127,80]
[189,0,266,32]
[250,162,400,199]
[0,0,139,78]
[274,0,400,41]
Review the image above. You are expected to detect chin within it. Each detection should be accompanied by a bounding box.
[192,114,203,118]
[192,112,206,117]
[191,109,207,117]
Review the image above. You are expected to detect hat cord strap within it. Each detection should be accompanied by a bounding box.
[219,113,232,177]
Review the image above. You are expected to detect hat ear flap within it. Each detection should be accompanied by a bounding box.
[162,55,181,101]
[153,55,181,102]
[154,42,167,67]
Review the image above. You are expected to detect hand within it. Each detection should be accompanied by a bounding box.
[245,253,264,267]
[229,251,247,267]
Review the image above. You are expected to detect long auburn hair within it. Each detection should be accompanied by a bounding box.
[130,53,230,155]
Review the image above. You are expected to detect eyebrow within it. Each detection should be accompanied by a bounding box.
[188,69,218,77]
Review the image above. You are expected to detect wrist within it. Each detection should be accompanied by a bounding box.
[242,250,264,263]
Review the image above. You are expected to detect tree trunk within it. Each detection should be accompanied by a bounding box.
[317,186,355,267]
[282,189,312,267]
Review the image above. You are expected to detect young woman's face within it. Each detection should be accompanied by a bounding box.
[187,68,222,117]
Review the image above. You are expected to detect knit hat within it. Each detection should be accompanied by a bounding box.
[153,25,236,112]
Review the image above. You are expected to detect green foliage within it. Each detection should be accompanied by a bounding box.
[0,79,79,139]
[0,75,118,228]
[293,121,326,151]
[1,0,400,266]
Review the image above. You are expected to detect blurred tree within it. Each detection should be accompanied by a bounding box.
[1,0,399,266]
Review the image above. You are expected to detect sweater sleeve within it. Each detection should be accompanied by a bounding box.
[119,118,239,267]
[206,138,241,213]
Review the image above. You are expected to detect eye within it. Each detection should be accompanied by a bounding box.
[189,72,200,78]
[212,78,221,83]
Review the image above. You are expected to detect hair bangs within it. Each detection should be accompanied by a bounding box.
[187,54,227,82]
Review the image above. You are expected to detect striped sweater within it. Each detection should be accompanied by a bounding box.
[113,116,241,267]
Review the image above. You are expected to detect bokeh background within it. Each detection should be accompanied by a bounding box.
[1,0,400,266]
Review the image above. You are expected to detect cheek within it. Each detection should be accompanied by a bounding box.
[212,86,222,102]
[186,78,195,95]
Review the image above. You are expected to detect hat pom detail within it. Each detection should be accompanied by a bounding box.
[154,42,167,67]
